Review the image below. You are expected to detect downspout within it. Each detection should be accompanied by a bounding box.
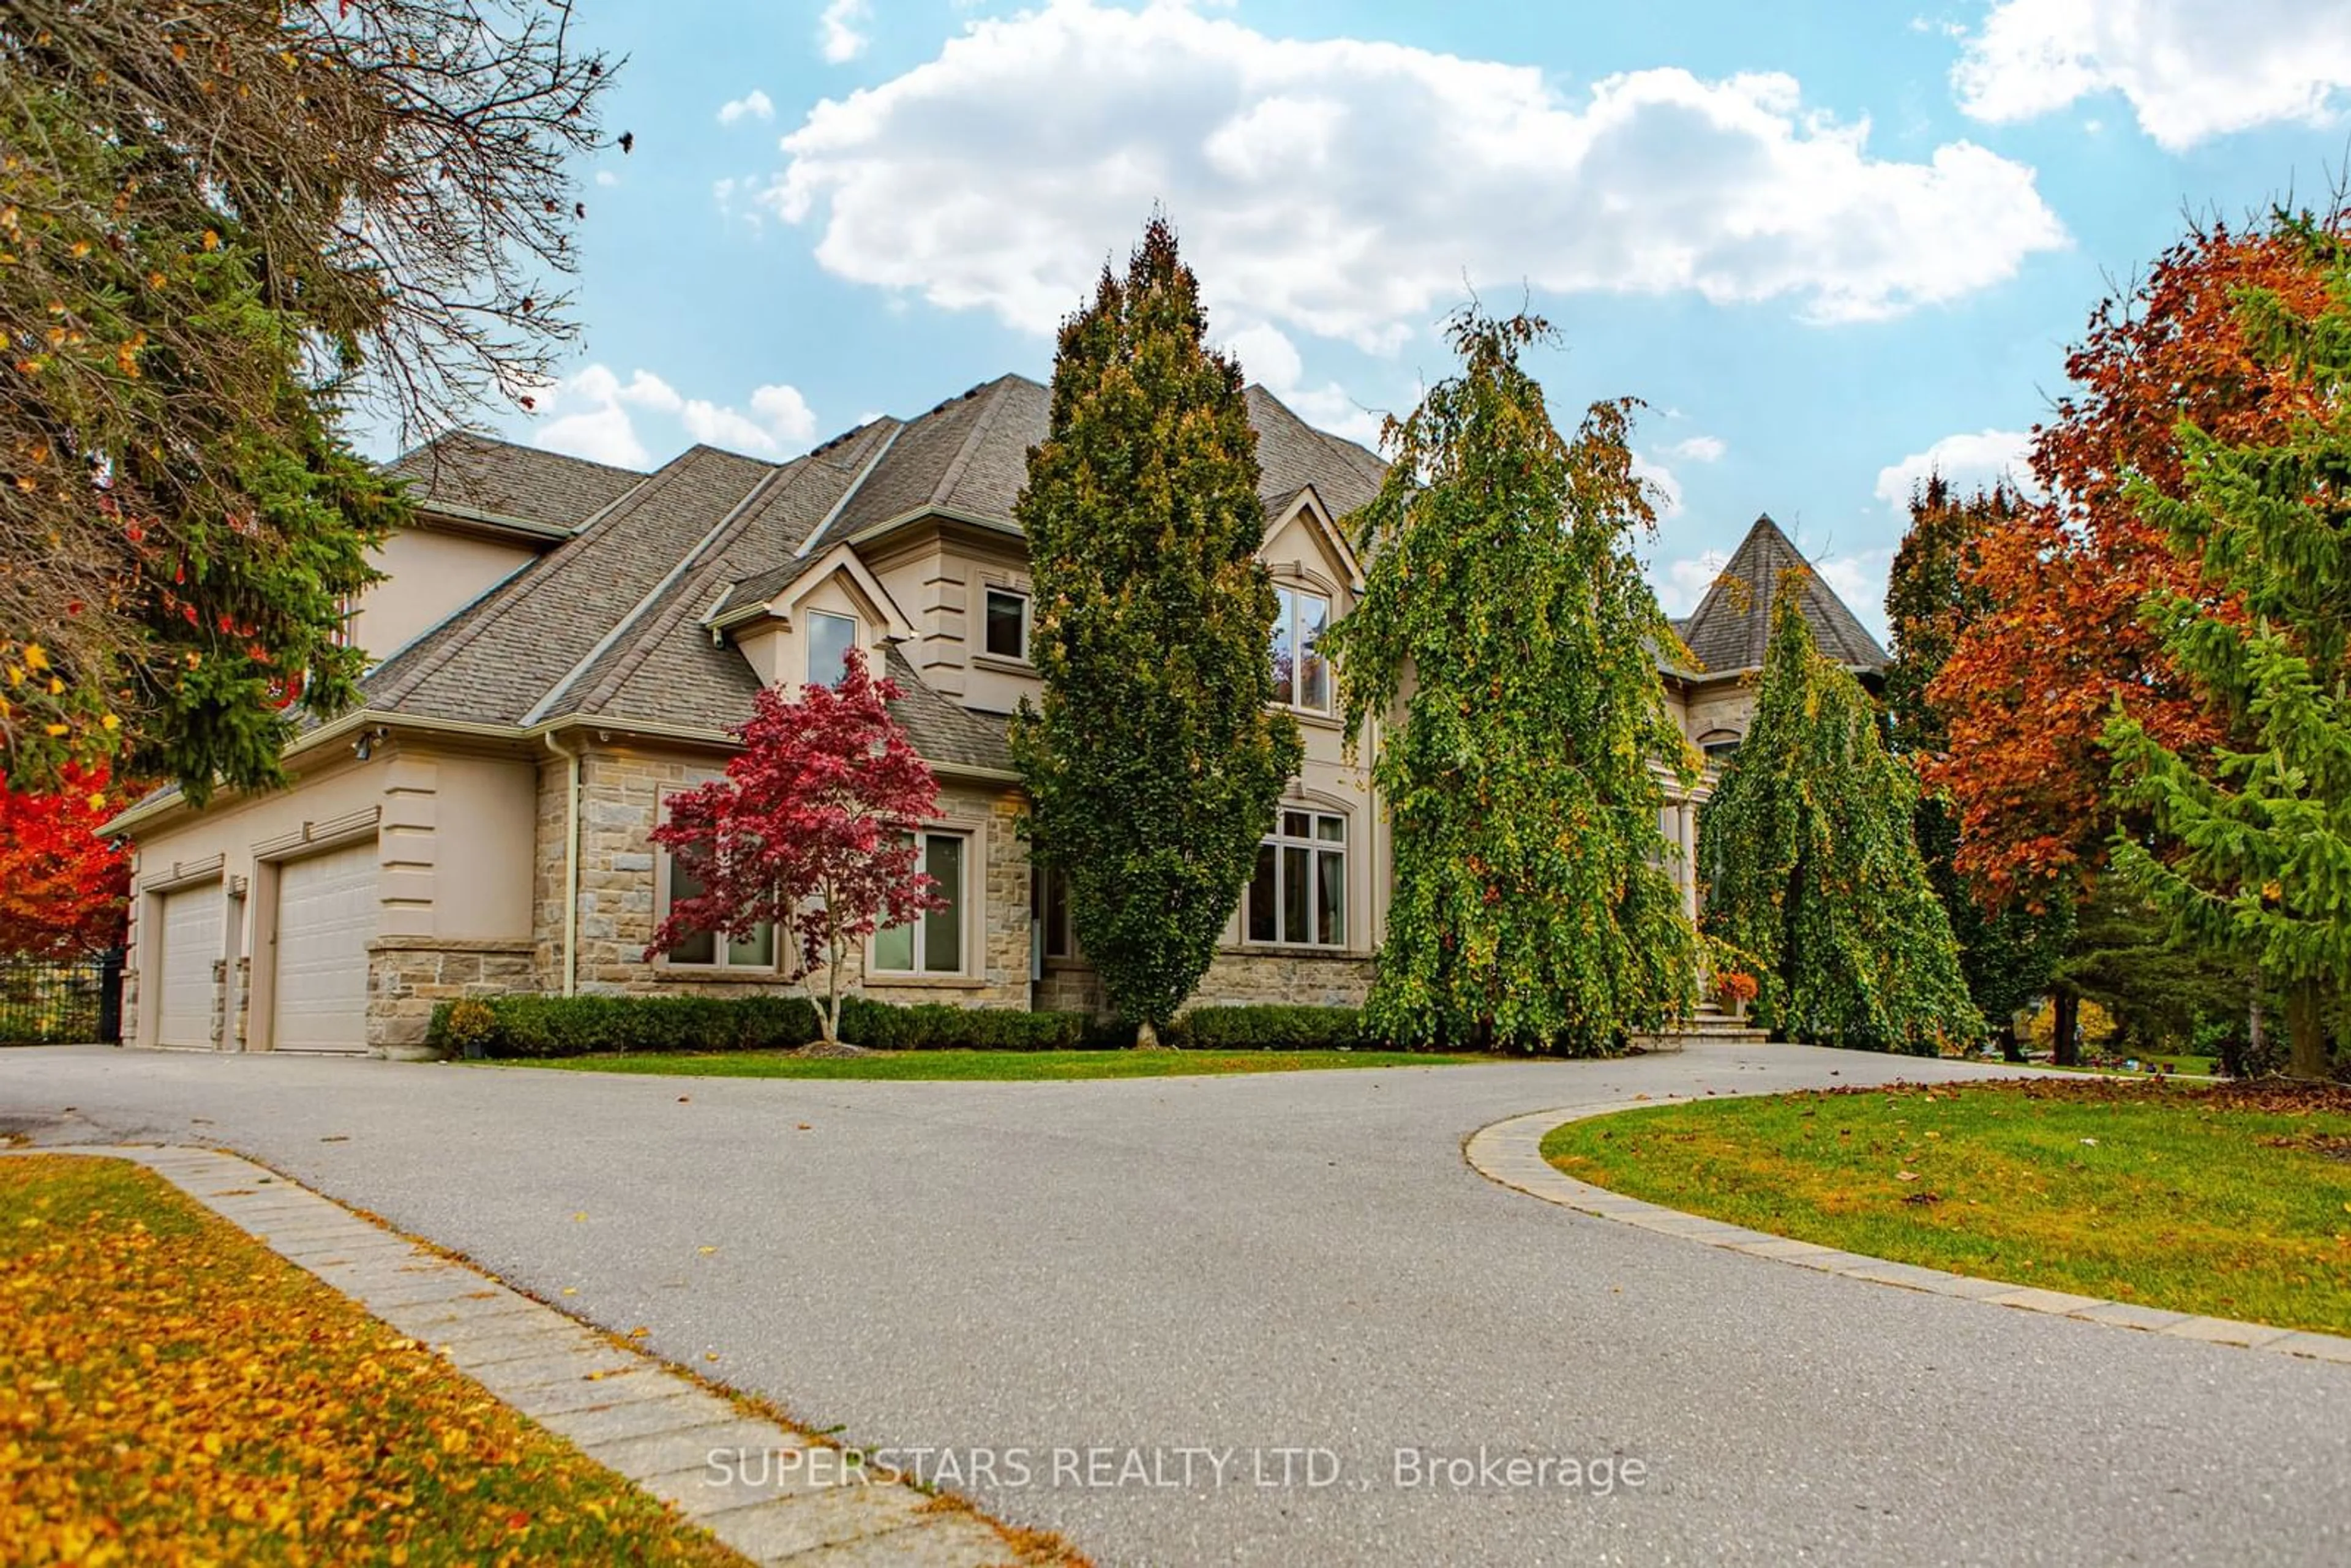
[545,732,580,996]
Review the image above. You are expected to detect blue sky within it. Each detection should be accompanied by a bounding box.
[476,0,2351,637]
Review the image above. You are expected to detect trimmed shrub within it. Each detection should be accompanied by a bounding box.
[837,997,1086,1051]
[1169,1005,1367,1051]
[430,992,1088,1058]
[430,993,821,1059]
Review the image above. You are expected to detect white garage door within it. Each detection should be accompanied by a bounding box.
[272,841,378,1053]
[156,885,222,1048]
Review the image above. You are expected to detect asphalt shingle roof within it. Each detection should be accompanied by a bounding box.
[1678,515,1888,675]
[365,446,777,725]
[361,381,1382,767]
[385,432,644,533]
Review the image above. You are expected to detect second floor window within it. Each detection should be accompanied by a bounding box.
[984,588,1029,661]
[807,610,857,688]
[1272,586,1330,712]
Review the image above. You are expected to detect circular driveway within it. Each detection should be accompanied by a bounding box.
[6,1042,2346,1566]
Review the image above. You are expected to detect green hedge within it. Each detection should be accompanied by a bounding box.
[835,997,1086,1051]
[430,992,1089,1059]
[426,993,822,1059]
[1170,1004,1367,1051]
[429,994,1381,1059]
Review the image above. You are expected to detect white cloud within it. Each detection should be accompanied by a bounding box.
[1651,551,1729,616]
[1816,547,1897,643]
[1952,0,2351,148]
[1872,427,2032,514]
[594,170,620,188]
[820,0,872,64]
[718,89,776,126]
[1218,321,1391,448]
[1666,433,1727,463]
[1633,454,1686,520]
[530,366,822,467]
[765,0,2065,351]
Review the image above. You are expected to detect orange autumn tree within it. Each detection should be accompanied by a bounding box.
[0,763,129,956]
[1928,210,2343,910]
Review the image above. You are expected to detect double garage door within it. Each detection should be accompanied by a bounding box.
[271,841,378,1053]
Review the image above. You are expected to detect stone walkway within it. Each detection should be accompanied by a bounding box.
[13,1144,1034,1568]
[1464,1100,2351,1364]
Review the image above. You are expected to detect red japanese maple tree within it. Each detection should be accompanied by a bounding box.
[1925,212,2340,907]
[0,762,130,956]
[645,651,943,1047]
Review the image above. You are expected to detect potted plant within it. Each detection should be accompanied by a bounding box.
[441,997,498,1061]
[1715,970,1758,1021]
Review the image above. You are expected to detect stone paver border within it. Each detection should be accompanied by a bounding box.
[6,1145,1036,1567]
[1463,1100,2351,1366]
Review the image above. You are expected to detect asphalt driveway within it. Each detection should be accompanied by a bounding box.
[6,1042,2345,1566]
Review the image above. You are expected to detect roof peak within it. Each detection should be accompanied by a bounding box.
[1679,511,1888,675]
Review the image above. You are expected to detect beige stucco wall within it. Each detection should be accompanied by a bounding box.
[122,740,537,1054]
[351,527,538,667]
[542,743,1035,1008]
[871,531,1040,715]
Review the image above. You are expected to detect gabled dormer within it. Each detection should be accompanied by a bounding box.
[706,542,918,694]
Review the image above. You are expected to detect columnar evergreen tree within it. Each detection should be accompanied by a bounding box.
[1884,478,2072,1059]
[2104,217,2351,1081]
[1327,310,1695,1054]
[1701,586,1982,1053]
[1011,217,1301,1045]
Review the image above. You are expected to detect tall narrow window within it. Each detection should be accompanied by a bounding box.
[983,588,1029,660]
[1272,587,1332,712]
[1244,809,1346,946]
[806,610,857,688]
[873,830,970,975]
[1033,865,1075,959]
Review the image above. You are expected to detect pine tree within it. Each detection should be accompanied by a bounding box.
[2104,216,2351,1081]
[1701,585,1982,1053]
[1326,310,1695,1053]
[1884,478,2072,1058]
[1011,216,1302,1044]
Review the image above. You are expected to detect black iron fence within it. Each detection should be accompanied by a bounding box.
[0,950,124,1045]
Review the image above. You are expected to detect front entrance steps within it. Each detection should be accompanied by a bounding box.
[1630,1003,1769,1052]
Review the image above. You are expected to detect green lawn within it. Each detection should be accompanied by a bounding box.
[1542,1079,2351,1336]
[495,1048,1479,1081]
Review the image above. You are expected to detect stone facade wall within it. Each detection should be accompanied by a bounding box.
[367,936,538,1056]
[1033,949,1374,1016]
[1194,948,1374,1009]
[538,746,1034,1008]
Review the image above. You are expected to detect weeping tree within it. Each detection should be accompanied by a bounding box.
[1700,586,1982,1053]
[1011,216,1301,1045]
[2104,214,2351,1082]
[1328,310,1696,1054]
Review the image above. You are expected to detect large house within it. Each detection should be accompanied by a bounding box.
[107,374,1887,1055]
